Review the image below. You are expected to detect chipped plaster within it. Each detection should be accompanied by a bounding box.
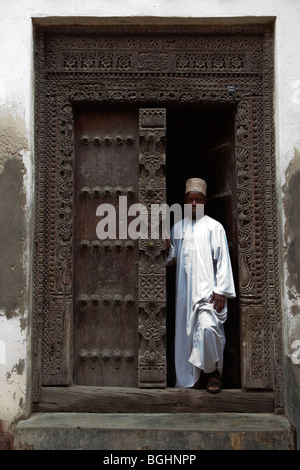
[0,116,28,319]
[282,148,300,345]
[0,110,30,426]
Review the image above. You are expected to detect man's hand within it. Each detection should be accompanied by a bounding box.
[210,293,225,313]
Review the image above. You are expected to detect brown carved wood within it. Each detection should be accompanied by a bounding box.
[138,109,166,387]
[33,23,283,411]
[37,386,274,414]
[73,108,140,387]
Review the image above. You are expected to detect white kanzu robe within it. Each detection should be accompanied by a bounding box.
[166,215,236,388]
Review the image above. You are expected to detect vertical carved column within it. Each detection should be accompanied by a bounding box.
[42,94,74,385]
[32,30,46,400]
[263,31,284,412]
[236,97,272,390]
[138,108,167,387]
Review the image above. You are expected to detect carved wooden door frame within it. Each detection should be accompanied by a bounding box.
[32,23,284,411]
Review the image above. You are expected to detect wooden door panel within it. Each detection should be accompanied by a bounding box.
[73,108,139,386]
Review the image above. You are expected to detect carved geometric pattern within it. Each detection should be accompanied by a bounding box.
[138,109,166,387]
[33,24,283,410]
[249,313,265,387]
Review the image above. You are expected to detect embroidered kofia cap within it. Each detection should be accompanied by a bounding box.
[185,178,207,196]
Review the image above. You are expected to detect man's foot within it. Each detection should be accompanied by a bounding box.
[206,371,222,394]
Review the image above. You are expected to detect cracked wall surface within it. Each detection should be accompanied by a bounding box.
[283,147,300,348]
[283,147,300,448]
[0,126,27,316]
[0,113,30,445]
[284,154,300,298]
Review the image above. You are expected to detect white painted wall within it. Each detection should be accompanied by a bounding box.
[0,0,299,438]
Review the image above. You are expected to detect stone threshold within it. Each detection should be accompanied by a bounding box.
[14,412,296,450]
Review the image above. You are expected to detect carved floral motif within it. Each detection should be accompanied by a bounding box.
[33,25,283,410]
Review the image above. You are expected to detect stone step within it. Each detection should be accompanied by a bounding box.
[13,412,296,450]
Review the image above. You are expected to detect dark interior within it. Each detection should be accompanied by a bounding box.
[166,106,241,388]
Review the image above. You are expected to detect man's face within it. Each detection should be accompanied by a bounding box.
[184,191,206,219]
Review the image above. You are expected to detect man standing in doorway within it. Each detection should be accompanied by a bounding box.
[166,178,236,393]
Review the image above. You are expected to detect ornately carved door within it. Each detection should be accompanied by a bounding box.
[34,26,283,411]
[73,107,166,387]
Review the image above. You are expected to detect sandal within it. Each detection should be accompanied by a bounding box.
[206,370,222,394]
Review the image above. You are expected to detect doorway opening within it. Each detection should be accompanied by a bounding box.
[166,106,241,389]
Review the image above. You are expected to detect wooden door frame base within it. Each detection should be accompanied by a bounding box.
[36,386,274,414]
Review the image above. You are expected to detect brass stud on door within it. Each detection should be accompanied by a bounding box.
[114,136,123,145]
[114,294,123,305]
[113,349,123,361]
[79,294,89,305]
[80,136,90,145]
[92,186,102,196]
[79,349,90,361]
[103,186,112,196]
[126,186,135,197]
[90,350,100,361]
[80,240,90,249]
[93,136,101,145]
[114,240,123,251]
[91,240,101,250]
[90,294,101,305]
[124,294,135,305]
[80,186,91,197]
[101,350,112,361]
[146,352,157,365]
[125,241,135,250]
[124,350,135,361]
[146,186,154,196]
[147,240,156,251]
[103,241,111,251]
[114,186,123,196]
[102,294,112,305]
[125,136,135,145]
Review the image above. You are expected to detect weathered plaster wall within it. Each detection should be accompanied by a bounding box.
[0,3,32,445]
[0,121,31,444]
[0,0,299,449]
[282,149,300,446]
